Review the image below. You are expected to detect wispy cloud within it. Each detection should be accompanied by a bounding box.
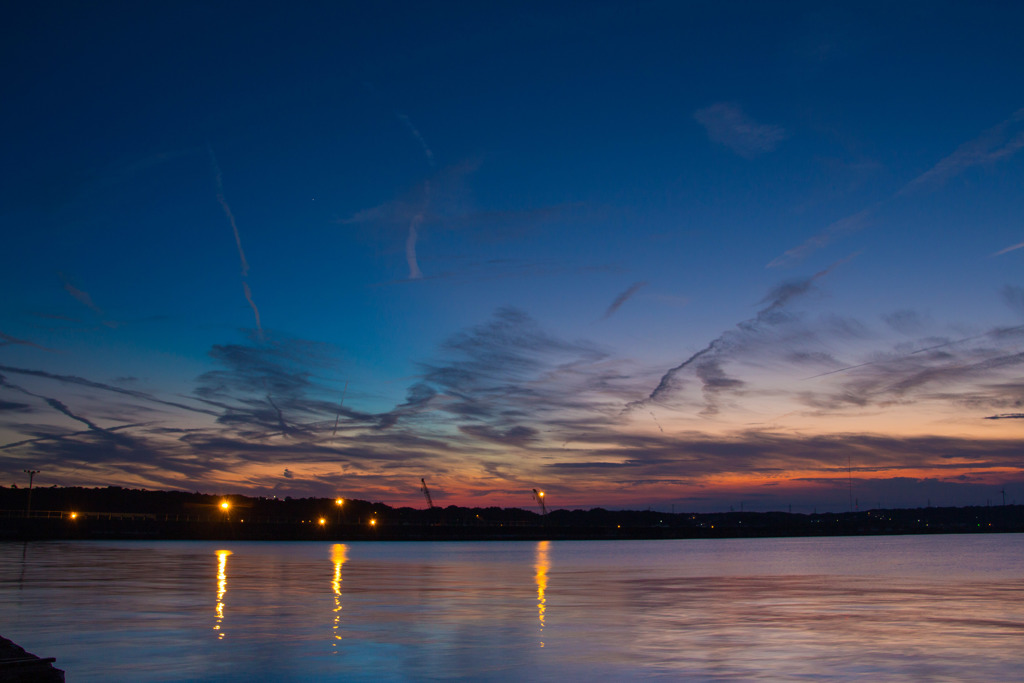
[768,207,875,268]
[602,281,648,320]
[898,108,1024,197]
[0,364,219,417]
[0,331,50,351]
[694,103,787,158]
[59,274,118,328]
[638,258,849,411]
[773,109,1024,267]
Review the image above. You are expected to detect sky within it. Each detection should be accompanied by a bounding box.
[2,1,1023,512]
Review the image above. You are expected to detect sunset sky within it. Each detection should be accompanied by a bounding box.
[2,1,1023,512]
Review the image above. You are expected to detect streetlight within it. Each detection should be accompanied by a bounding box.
[335,497,344,525]
[23,470,39,517]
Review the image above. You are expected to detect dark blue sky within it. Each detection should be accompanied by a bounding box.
[2,1,1023,511]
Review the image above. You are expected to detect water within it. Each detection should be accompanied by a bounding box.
[2,535,1023,681]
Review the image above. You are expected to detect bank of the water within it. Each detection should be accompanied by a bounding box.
[4,503,1023,541]
[0,635,64,682]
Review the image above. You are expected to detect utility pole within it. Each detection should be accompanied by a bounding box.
[532,489,547,516]
[23,470,39,516]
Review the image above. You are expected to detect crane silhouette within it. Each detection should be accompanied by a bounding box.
[420,478,435,509]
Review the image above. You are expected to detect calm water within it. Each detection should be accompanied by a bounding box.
[2,535,1023,681]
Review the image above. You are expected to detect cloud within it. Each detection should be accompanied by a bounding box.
[602,281,648,319]
[882,309,929,335]
[898,108,1024,196]
[639,259,847,410]
[375,307,626,447]
[0,331,50,351]
[1002,285,1024,317]
[767,207,874,268]
[0,364,219,417]
[984,413,1024,420]
[772,109,1024,267]
[60,276,102,316]
[798,323,1024,415]
[694,103,787,158]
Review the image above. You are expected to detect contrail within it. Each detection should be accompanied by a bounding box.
[405,181,430,280]
[0,364,220,416]
[209,147,263,339]
[603,281,648,319]
[266,393,289,434]
[993,240,1024,257]
[242,282,263,340]
[396,113,435,167]
[0,422,148,450]
[332,380,349,436]
[1,374,101,431]
[803,325,1024,380]
[209,148,250,277]
[43,397,101,431]
[639,258,849,406]
[406,213,424,280]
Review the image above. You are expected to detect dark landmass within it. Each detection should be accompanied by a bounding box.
[0,635,64,682]
[1,486,1023,541]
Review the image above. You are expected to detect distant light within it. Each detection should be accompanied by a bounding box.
[369,519,377,527]
[335,498,344,506]
[319,518,326,526]
[538,491,545,498]
[220,501,230,511]
[70,512,78,520]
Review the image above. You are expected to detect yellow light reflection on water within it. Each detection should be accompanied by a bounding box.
[214,550,232,640]
[535,540,549,648]
[330,544,348,650]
